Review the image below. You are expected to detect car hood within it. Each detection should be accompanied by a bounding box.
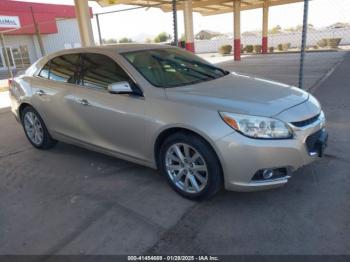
[165,72,309,117]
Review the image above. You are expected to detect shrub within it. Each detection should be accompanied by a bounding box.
[245,45,254,53]
[269,47,274,53]
[282,43,291,51]
[317,39,327,48]
[179,40,186,48]
[218,45,232,55]
[327,38,342,48]
[277,44,283,51]
[254,45,262,54]
[119,37,133,43]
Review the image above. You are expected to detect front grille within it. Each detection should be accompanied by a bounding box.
[291,114,320,128]
[305,129,323,153]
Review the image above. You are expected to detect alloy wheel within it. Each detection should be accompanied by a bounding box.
[165,143,208,194]
[23,111,44,146]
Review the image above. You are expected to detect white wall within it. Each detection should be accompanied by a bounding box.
[42,18,81,55]
[195,28,350,53]
[4,18,81,66]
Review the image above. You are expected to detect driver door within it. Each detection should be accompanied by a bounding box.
[65,52,147,162]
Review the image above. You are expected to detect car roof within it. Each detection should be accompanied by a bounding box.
[47,43,173,58]
[28,44,176,76]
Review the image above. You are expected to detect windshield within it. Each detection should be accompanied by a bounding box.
[122,48,229,88]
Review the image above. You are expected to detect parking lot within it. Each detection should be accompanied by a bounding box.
[1,51,349,255]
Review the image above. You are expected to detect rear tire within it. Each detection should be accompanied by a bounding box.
[159,132,223,200]
[21,106,57,150]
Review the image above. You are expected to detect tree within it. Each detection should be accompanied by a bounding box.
[285,24,315,32]
[269,25,282,34]
[154,32,171,43]
[119,37,133,43]
[102,38,118,44]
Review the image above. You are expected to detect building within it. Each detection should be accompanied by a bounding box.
[195,30,222,40]
[0,1,86,71]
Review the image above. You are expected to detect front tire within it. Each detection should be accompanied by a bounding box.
[21,106,57,149]
[159,132,223,200]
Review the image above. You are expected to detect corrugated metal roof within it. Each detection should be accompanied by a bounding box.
[94,0,303,16]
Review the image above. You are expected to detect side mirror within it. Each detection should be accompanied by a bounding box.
[108,81,133,94]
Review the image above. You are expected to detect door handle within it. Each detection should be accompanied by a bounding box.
[76,98,90,106]
[35,90,46,96]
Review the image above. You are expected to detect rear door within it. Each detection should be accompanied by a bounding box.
[31,53,85,139]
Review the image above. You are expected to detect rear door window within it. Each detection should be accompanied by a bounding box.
[49,54,80,84]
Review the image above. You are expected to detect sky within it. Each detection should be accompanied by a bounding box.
[17,0,350,42]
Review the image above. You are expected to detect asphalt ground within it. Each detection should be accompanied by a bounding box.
[217,51,345,90]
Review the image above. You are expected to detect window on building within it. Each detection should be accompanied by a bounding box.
[10,46,31,69]
[2,48,14,67]
[0,52,3,68]
[19,46,31,67]
[49,54,80,84]
[12,48,23,68]
[80,53,129,90]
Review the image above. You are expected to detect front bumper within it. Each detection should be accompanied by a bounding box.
[215,117,327,192]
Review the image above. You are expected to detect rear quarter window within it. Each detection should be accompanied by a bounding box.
[38,62,50,79]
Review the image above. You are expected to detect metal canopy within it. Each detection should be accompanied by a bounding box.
[93,0,303,16]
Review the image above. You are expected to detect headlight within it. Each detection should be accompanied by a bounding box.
[219,112,293,139]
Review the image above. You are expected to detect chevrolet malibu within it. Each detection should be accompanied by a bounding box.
[9,44,328,200]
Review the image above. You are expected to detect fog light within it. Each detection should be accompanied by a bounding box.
[252,168,289,181]
[262,169,274,180]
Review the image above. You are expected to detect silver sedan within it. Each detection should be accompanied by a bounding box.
[9,44,328,200]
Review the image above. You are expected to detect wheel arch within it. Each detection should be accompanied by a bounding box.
[18,102,34,121]
[153,127,224,177]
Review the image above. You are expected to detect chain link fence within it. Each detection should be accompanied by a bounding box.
[195,0,350,54]
[195,27,350,54]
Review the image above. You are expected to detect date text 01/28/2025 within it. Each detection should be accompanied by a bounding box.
[127,255,219,261]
